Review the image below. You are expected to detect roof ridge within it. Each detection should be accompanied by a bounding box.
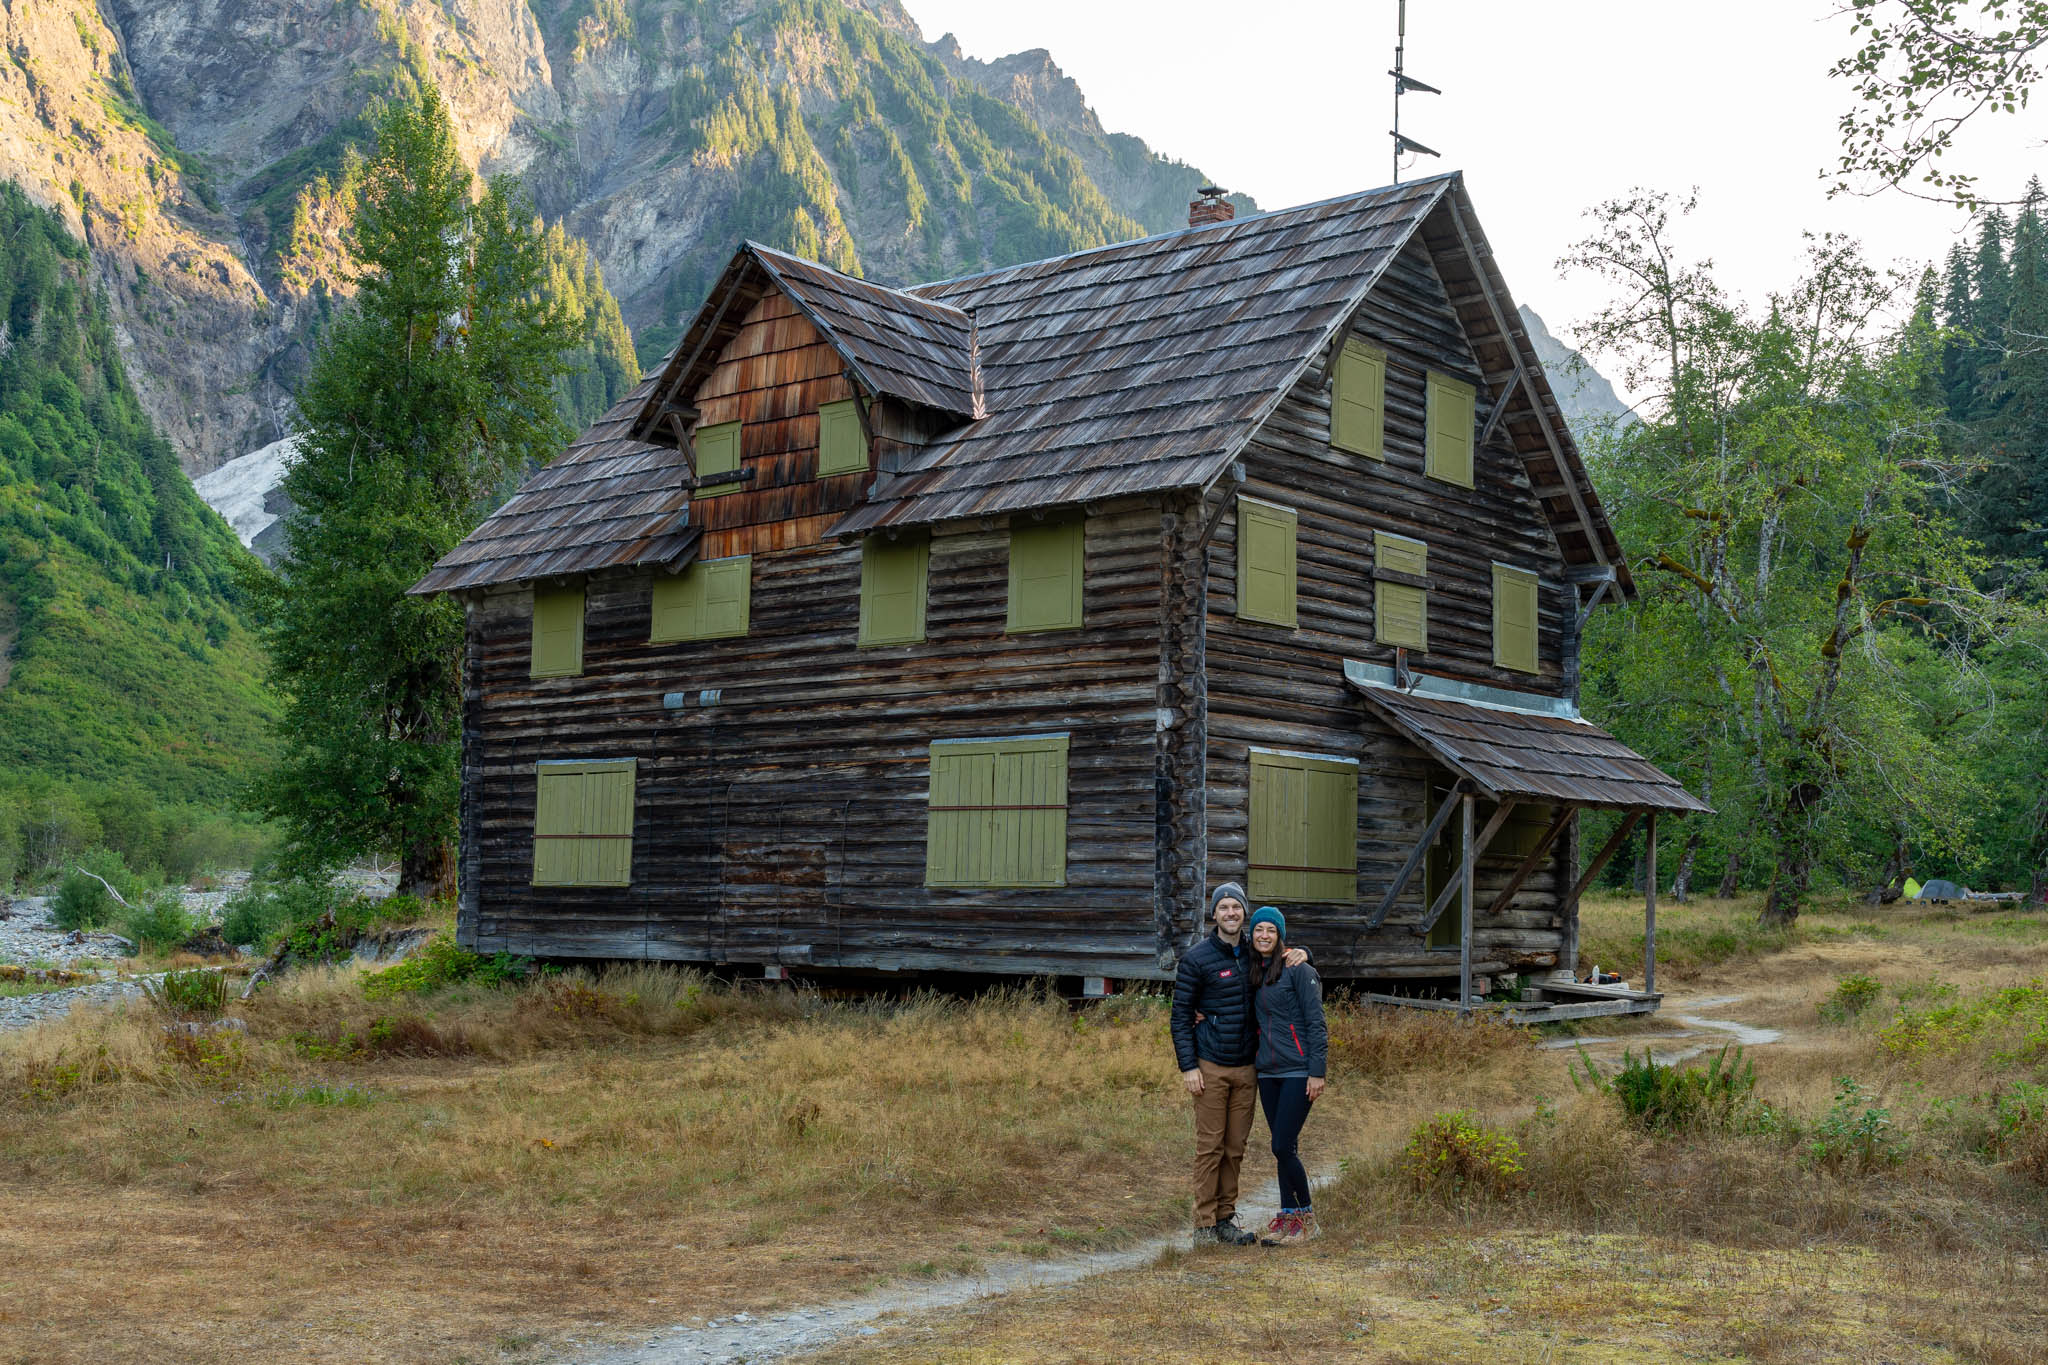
[907,171,1464,297]
[742,241,974,321]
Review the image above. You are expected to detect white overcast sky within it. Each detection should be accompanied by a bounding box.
[901,0,2046,378]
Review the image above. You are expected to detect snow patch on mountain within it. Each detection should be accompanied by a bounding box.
[194,436,296,548]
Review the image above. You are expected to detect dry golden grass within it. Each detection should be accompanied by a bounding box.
[3,896,2045,1363]
[0,970,1467,1362]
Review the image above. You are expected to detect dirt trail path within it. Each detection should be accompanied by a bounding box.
[1543,992,1788,1067]
[567,1171,1335,1365]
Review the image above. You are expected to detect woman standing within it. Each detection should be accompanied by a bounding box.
[1248,906,1327,1244]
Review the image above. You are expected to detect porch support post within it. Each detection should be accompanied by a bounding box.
[1458,793,1475,1018]
[1367,778,1470,930]
[1643,812,1659,994]
[1564,811,1642,915]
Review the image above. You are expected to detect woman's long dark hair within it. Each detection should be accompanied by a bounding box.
[1255,931,1289,987]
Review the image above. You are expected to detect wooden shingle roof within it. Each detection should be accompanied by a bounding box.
[416,171,1629,594]
[753,247,982,419]
[832,176,1454,535]
[409,377,700,594]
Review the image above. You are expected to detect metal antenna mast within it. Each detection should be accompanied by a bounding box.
[1390,0,1441,183]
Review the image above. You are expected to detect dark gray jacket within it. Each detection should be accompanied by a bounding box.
[1253,960,1328,1078]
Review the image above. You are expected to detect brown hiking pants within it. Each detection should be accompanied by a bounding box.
[1191,1060,1258,1227]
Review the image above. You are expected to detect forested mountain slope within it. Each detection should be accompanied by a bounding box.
[0,183,273,812]
[0,0,1242,476]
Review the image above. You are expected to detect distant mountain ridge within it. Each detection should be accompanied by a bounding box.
[1518,305,1634,437]
[0,0,1244,478]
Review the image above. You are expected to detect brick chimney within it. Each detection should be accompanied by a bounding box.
[1188,185,1234,228]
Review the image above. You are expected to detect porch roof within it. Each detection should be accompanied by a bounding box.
[1344,662,1711,816]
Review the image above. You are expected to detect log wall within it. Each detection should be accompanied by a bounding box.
[1203,236,1576,978]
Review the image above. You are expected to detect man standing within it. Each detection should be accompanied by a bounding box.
[1170,882,1302,1246]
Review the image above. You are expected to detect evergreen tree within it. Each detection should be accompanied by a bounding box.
[245,90,580,897]
[1980,181,2048,567]
[1940,242,1981,422]
[1973,208,2013,414]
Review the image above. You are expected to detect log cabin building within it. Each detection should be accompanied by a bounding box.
[412,172,1707,1003]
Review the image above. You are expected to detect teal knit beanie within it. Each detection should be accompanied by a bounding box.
[1248,906,1286,940]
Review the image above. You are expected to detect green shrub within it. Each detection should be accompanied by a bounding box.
[142,967,228,1015]
[1400,1111,1527,1200]
[1572,1044,1768,1132]
[123,891,197,953]
[1819,973,1884,1024]
[359,935,527,1000]
[1804,1078,1908,1172]
[219,875,344,949]
[50,849,155,931]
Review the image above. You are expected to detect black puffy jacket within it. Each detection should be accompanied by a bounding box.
[1170,931,1257,1071]
[1253,960,1328,1078]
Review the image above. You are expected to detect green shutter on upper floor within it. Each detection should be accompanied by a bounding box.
[1374,531,1428,651]
[926,735,1069,887]
[650,555,751,642]
[1236,497,1298,627]
[1248,749,1358,905]
[1493,563,1540,673]
[860,533,929,645]
[1425,372,1476,488]
[693,420,742,498]
[1331,340,1386,458]
[532,759,635,887]
[530,586,585,678]
[817,398,868,477]
[1007,518,1083,633]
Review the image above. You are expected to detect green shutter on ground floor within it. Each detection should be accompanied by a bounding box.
[926,735,1068,887]
[651,555,751,642]
[533,759,635,887]
[1248,749,1358,905]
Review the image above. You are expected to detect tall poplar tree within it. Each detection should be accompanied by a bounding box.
[246,90,578,897]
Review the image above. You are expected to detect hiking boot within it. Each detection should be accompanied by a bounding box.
[1277,1211,1320,1245]
[1211,1214,1258,1246]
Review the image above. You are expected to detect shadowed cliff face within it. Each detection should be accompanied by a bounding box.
[0,0,1238,477]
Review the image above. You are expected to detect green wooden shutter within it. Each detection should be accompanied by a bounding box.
[991,738,1068,887]
[926,745,990,886]
[1331,340,1385,458]
[927,736,1068,887]
[1374,532,1429,651]
[1425,373,1476,488]
[1007,518,1083,633]
[1236,498,1298,627]
[1250,751,1357,904]
[1304,762,1359,901]
[533,759,634,887]
[817,398,868,477]
[693,420,741,498]
[651,555,751,642]
[859,534,928,646]
[531,586,585,678]
[1493,563,1540,673]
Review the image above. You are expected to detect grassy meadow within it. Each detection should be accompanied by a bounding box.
[0,892,2042,1363]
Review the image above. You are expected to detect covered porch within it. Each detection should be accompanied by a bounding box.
[1345,661,1713,1022]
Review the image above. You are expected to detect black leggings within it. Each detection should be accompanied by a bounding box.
[1258,1075,1314,1210]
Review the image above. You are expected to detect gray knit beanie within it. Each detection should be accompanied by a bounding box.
[1208,882,1248,919]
